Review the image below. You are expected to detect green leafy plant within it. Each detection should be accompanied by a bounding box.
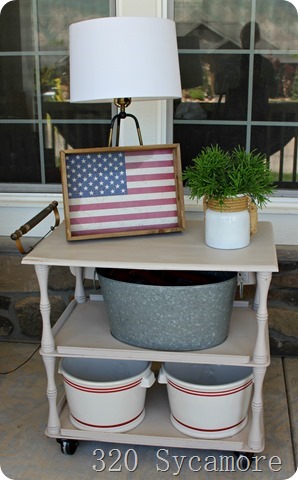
[182,145,275,208]
[188,86,206,101]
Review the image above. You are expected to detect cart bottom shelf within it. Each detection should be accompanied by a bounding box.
[46,384,264,453]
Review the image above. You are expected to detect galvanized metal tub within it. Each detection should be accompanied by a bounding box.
[97,269,237,351]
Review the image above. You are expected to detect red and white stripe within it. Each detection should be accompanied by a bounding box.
[63,375,144,429]
[70,410,144,429]
[68,149,179,236]
[172,414,247,433]
[63,376,142,394]
[167,378,253,397]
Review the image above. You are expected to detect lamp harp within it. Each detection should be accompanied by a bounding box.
[108,98,143,147]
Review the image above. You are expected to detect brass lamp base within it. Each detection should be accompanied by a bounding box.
[108,97,143,147]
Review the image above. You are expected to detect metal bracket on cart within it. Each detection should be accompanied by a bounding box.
[10,200,60,254]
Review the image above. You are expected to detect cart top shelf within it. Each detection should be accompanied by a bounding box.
[22,220,278,272]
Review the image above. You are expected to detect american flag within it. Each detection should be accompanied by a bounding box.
[64,147,182,237]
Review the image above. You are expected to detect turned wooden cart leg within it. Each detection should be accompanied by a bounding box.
[253,271,272,365]
[73,266,86,304]
[35,264,60,435]
[43,355,60,436]
[248,271,272,451]
[248,365,266,451]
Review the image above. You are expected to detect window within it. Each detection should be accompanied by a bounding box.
[173,0,298,190]
[0,0,114,190]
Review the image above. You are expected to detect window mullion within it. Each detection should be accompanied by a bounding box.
[32,0,46,184]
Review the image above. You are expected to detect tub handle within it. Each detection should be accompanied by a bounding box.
[157,365,167,384]
[140,369,155,388]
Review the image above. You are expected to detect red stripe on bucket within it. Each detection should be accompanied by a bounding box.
[172,414,246,433]
[167,378,253,397]
[63,376,142,394]
[70,409,144,429]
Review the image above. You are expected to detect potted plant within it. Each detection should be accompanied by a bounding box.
[182,145,275,249]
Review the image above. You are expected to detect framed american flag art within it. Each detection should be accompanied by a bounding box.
[60,144,185,241]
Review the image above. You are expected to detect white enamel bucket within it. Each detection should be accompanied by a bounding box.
[59,358,155,432]
[158,363,253,439]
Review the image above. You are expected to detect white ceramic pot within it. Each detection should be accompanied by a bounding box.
[59,358,155,432]
[205,205,250,249]
[159,362,253,439]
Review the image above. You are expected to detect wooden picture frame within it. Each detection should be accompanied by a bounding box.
[60,144,185,241]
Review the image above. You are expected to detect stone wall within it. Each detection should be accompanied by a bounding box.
[236,246,298,356]
[0,238,297,355]
[265,248,298,355]
[0,238,95,342]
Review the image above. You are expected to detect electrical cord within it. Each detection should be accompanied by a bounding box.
[0,343,40,375]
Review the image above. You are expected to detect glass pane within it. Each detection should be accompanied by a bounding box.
[0,0,33,52]
[176,0,298,51]
[266,53,298,121]
[175,0,251,51]
[37,0,110,51]
[209,53,248,120]
[40,55,69,103]
[0,124,41,183]
[40,55,111,120]
[0,56,36,119]
[252,125,298,183]
[44,122,111,183]
[255,0,298,50]
[222,51,277,122]
[175,52,247,122]
[174,123,247,171]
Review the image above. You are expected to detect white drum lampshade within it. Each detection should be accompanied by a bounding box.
[69,16,182,103]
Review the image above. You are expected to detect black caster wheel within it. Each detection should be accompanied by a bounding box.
[57,439,79,455]
[234,452,255,470]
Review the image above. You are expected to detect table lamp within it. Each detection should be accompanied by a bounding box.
[69,16,182,146]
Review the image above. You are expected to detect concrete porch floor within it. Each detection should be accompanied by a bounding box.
[0,342,297,480]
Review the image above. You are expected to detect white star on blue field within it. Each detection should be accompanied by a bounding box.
[66,152,128,199]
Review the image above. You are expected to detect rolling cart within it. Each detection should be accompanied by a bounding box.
[14,209,278,465]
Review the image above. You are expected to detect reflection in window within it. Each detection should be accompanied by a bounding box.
[173,0,298,189]
[37,0,110,51]
[0,0,113,187]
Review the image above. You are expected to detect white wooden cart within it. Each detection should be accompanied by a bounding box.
[18,216,278,462]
